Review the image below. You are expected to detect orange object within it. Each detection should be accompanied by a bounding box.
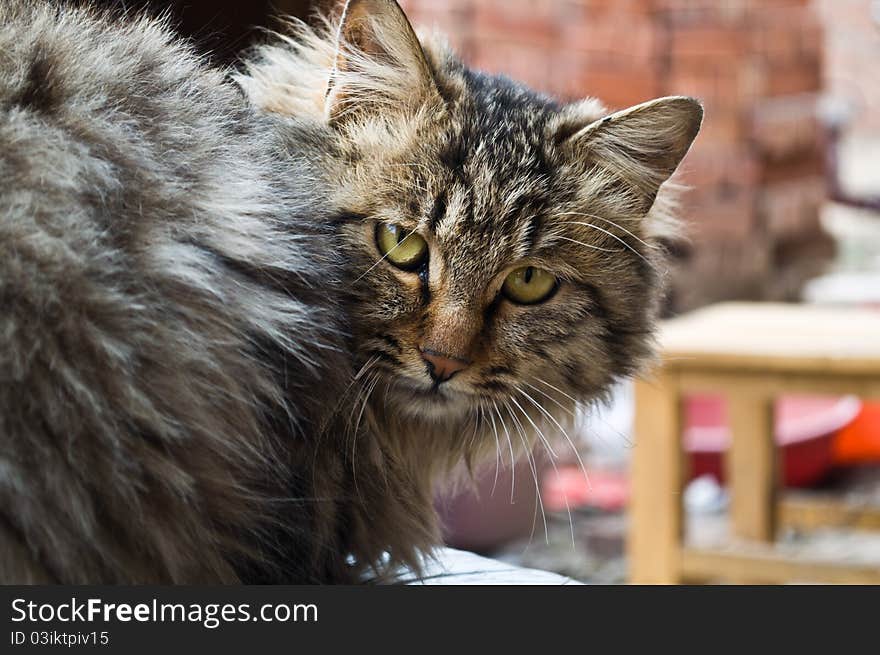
[832,401,880,466]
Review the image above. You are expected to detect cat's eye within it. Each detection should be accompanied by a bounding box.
[502,266,558,305]
[375,223,428,271]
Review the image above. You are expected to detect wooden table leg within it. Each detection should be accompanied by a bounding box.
[628,373,685,583]
[726,392,777,542]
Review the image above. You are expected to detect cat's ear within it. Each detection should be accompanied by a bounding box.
[554,96,703,213]
[325,0,441,123]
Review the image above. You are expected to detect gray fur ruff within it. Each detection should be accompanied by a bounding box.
[0,1,357,582]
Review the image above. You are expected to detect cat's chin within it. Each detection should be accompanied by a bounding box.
[382,378,475,421]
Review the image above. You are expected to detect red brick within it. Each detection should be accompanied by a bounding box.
[679,146,761,189]
[697,109,750,146]
[763,61,822,96]
[474,1,560,41]
[683,192,759,242]
[670,25,749,61]
[564,17,661,64]
[655,0,750,27]
[749,8,823,65]
[470,37,558,93]
[575,68,664,108]
[750,94,822,161]
[757,177,826,238]
[564,0,657,18]
[759,153,825,184]
[668,63,764,109]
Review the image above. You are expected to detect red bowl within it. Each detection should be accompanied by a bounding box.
[684,395,861,487]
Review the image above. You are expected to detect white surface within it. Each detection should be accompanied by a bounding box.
[390,548,582,585]
[802,271,880,305]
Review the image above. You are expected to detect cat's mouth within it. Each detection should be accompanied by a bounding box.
[382,373,486,418]
[392,377,453,400]
[388,370,512,406]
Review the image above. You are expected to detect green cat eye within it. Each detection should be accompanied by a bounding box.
[502,266,558,305]
[375,223,428,271]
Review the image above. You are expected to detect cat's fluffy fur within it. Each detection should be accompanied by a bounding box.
[0,0,354,583]
[1,0,701,583]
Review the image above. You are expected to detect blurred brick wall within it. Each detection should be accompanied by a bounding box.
[817,0,880,137]
[399,0,834,311]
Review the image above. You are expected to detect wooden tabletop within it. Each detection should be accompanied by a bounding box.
[658,302,880,375]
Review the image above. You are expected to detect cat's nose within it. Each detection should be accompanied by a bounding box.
[420,348,470,384]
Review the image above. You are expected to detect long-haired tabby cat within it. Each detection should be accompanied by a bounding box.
[0,0,702,583]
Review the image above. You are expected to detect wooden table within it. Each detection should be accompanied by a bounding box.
[628,302,880,584]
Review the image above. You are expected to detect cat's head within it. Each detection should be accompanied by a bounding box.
[244,0,701,431]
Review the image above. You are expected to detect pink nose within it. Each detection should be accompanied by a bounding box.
[420,349,470,383]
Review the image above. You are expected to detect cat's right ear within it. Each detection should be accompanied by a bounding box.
[325,0,441,124]
[553,96,703,214]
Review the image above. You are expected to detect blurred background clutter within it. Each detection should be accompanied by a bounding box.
[82,0,880,583]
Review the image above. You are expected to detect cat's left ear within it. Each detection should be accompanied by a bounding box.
[554,96,703,213]
[325,0,441,123]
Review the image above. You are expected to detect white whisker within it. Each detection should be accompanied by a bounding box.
[354,229,419,283]
[534,376,582,407]
[565,220,658,270]
[504,399,548,545]
[523,380,576,419]
[492,399,517,504]
[557,210,659,251]
[509,395,557,459]
[554,235,622,255]
[349,370,380,499]
[485,402,502,498]
[512,390,575,549]
[520,382,592,492]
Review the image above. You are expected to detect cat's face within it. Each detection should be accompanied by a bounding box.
[324,0,702,423]
[339,87,638,421]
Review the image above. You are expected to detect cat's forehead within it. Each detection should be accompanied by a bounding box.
[445,71,557,177]
[426,73,561,237]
